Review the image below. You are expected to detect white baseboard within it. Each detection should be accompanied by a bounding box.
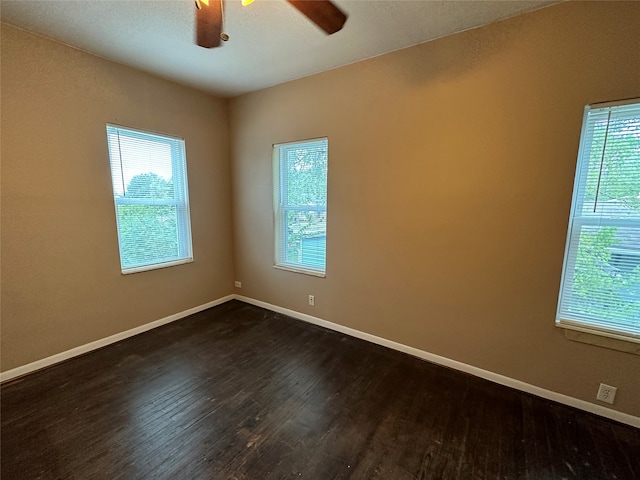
[3,293,638,428]
[0,295,235,383]
[234,295,640,428]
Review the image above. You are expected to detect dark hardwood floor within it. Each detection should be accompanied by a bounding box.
[2,300,639,479]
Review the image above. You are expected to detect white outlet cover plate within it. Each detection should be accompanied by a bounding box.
[596,383,617,404]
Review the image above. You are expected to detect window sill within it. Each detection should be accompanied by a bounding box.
[273,264,326,278]
[122,258,193,275]
[558,324,640,355]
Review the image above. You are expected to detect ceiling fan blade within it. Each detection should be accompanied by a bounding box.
[196,0,223,48]
[287,0,347,35]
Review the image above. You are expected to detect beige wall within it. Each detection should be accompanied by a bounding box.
[230,2,640,416]
[1,25,234,370]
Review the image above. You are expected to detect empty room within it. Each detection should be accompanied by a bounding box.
[1,1,639,478]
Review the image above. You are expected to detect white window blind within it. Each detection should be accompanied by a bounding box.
[557,99,640,342]
[273,138,328,276]
[106,125,193,273]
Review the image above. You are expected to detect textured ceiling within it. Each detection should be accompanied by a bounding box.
[0,0,560,97]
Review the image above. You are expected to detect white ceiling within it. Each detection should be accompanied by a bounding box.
[0,0,560,97]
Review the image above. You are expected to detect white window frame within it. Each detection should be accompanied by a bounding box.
[106,125,193,274]
[273,138,328,277]
[556,99,640,344]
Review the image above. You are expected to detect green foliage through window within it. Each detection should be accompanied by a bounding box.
[274,139,328,274]
[557,100,640,340]
[106,126,192,273]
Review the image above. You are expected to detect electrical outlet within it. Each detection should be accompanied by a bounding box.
[596,383,617,404]
[234,281,242,288]
[308,295,315,306]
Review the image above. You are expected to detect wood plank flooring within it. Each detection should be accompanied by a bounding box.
[2,300,639,479]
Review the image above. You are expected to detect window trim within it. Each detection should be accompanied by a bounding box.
[106,124,193,274]
[555,99,640,344]
[273,137,328,277]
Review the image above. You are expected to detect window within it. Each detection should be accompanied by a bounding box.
[106,125,193,274]
[557,99,640,342]
[273,138,328,276]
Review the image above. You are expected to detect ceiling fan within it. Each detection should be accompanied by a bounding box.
[194,0,348,48]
